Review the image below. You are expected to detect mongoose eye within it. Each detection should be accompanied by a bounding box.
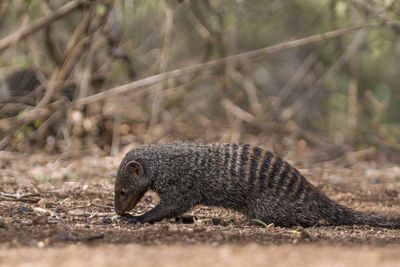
[120,190,126,196]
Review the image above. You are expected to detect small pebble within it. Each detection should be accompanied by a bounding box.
[38,199,52,209]
[17,206,32,213]
[102,218,112,224]
[369,179,379,184]
[32,215,48,225]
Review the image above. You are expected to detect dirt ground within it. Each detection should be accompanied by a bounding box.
[1,151,400,266]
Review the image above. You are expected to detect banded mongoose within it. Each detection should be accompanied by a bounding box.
[0,68,76,103]
[0,69,39,101]
[114,142,400,228]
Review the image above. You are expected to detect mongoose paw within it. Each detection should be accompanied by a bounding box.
[119,214,141,224]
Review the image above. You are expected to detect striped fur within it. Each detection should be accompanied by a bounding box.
[114,142,400,228]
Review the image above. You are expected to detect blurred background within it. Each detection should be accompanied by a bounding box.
[0,0,399,163]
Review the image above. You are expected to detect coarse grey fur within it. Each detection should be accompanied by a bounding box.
[0,69,39,102]
[114,142,400,228]
[0,68,76,104]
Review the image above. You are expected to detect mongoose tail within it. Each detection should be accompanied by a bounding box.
[263,191,400,228]
[114,142,400,228]
[350,211,400,229]
[242,175,400,228]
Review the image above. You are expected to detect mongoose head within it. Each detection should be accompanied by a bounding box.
[114,160,149,215]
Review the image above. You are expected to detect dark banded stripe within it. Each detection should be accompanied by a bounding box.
[266,157,283,189]
[223,144,231,179]
[213,145,221,179]
[284,167,298,196]
[293,175,306,200]
[293,167,301,176]
[302,185,313,203]
[230,144,239,177]
[275,161,291,193]
[206,146,214,167]
[258,151,274,191]
[239,144,250,179]
[232,144,245,191]
[248,146,263,189]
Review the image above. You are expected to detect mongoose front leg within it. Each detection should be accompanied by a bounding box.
[120,198,193,224]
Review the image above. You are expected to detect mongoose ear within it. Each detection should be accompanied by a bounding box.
[126,161,144,176]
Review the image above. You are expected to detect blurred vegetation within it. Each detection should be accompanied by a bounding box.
[0,0,399,161]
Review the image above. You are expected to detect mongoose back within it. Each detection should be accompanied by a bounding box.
[114,142,400,228]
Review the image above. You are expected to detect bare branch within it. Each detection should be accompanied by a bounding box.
[147,6,174,139]
[41,1,64,65]
[222,99,269,130]
[0,0,84,53]
[76,21,400,105]
[274,51,318,113]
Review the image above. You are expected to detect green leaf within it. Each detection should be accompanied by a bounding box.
[251,219,268,228]
[34,119,42,128]
[97,4,107,17]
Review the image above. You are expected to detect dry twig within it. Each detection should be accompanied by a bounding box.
[318,147,377,165]
[0,192,40,199]
[68,210,114,217]
[0,192,40,203]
